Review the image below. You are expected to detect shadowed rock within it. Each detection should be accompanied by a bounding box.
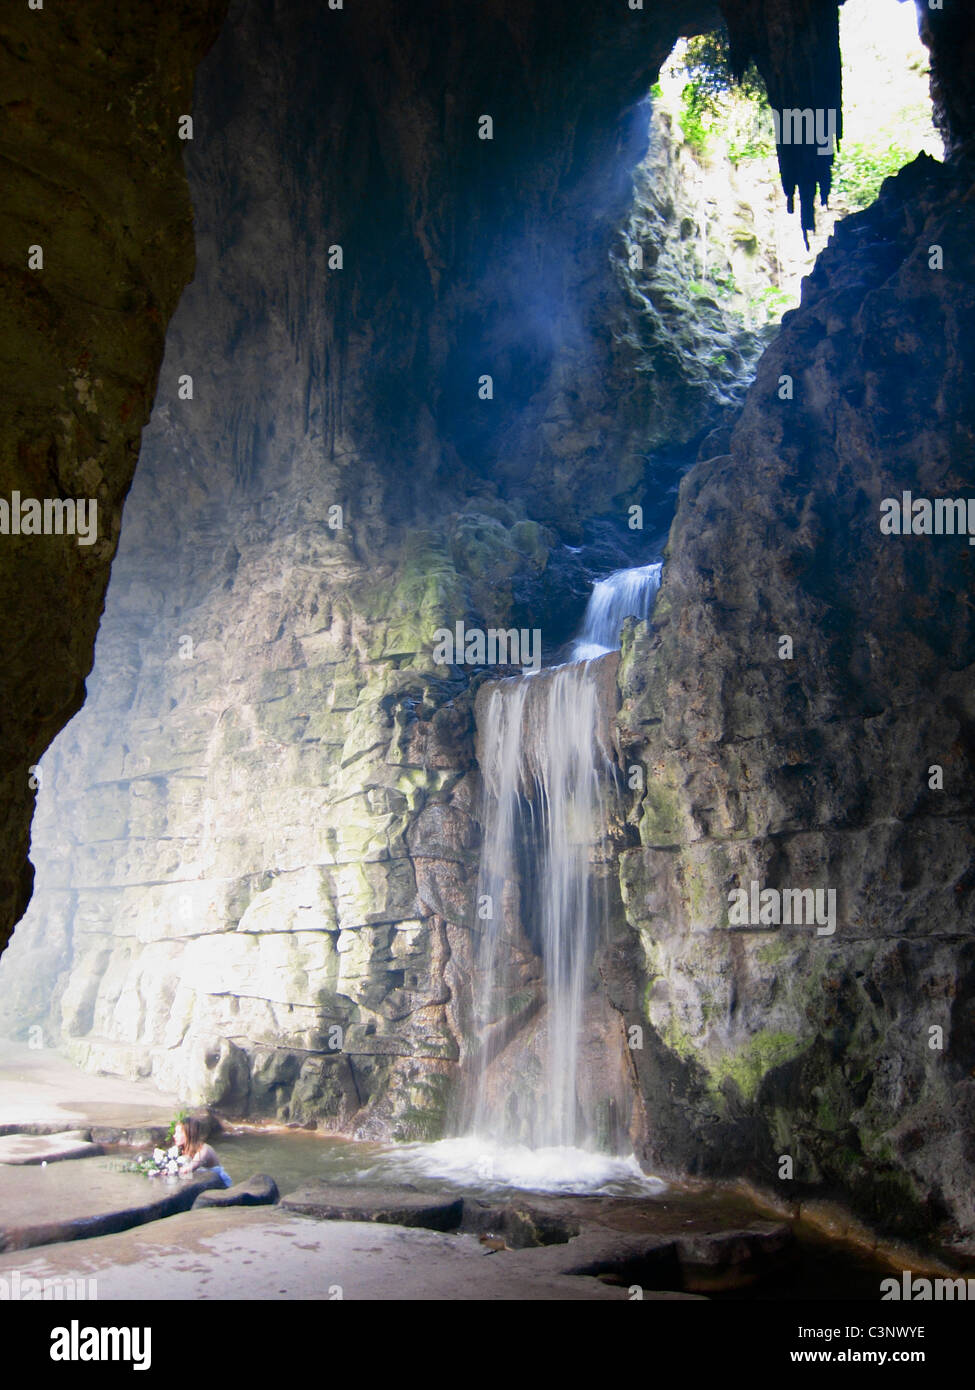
[281,1184,464,1232]
[193,1173,280,1209]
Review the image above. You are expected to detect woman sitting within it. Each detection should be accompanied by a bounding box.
[174,1116,232,1188]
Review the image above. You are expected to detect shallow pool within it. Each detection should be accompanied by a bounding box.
[94,1126,914,1299]
[212,1129,666,1199]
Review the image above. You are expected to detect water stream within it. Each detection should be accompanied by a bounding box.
[457,562,663,1172]
[570,562,662,661]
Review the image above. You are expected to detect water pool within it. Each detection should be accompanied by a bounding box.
[211,1129,666,1199]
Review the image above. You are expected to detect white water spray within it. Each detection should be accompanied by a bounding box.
[461,562,663,1161]
[570,562,662,661]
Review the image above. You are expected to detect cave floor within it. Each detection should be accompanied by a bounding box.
[0,1204,694,1301]
[0,1159,221,1253]
[0,1042,921,1300]
[0,1041,177,1135]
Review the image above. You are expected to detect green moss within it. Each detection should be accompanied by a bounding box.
[393,1074,450,1142]
[654,1011,807,1108]
[756,935,793,967]
[658,1015,701,1066]
[219,711,251,755]
[501,988,536,1019]
[709,1029,807,1102]
[361,530,466,660]
[257,669,295,702]
[638,780,682,846]
[865,1136,897,1165]
[816,1092,841,1131]
[449,512,523,594]
[255,692,312,742]
[648,583,674,629]
[681,860,709,923]
[679,851,732,927]
[509,518,548,565]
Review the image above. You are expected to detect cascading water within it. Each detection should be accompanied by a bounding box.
[570,562,662,661]
[454,561,665,1180]
[467,663,610,1149]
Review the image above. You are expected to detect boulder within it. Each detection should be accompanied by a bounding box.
[193,1174,280,1209]
[280,1183,463,1232]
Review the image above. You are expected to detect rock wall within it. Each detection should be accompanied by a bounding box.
[616,150,975,1253]
[1,0,748,1138]
[0,0,226,959]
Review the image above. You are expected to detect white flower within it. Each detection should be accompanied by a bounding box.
[153,1148,165,1163]
[167,1145,179,1159]
[166,1160,178,1175]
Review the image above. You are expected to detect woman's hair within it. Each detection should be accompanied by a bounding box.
[177,1115,205,1156]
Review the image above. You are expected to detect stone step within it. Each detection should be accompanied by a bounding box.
[193,1174,280,1209]
[279,1183,798,1291]
[0,1130,101,1166]
[281,1183,464,1232]
[0,1156,222,1253]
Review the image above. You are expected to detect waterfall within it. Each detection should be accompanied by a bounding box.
[462,561,662,1155]
[570,562,662,662]
[467,665,611,1148]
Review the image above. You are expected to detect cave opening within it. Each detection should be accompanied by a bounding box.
[642,0,940,338]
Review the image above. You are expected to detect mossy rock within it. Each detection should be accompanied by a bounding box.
[708,1030,809,1104]
[639,779,682,846]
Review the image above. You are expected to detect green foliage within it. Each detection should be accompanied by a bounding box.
[677,30,768,159]
[682,32,766,105]
[726,115,776,165]
[831,141,915,210]
[750,284,793,325]
[166,1108,189,1144]
[687,269,738,308]
[708,267,737,295]
[679,83,713,158]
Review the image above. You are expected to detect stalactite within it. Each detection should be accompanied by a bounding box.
[719,0,843,240]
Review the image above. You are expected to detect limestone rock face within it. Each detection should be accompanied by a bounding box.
[0,0,748,1139]
[617,152,975,1249]
[0,1,226,960]
[613,105,772,449]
